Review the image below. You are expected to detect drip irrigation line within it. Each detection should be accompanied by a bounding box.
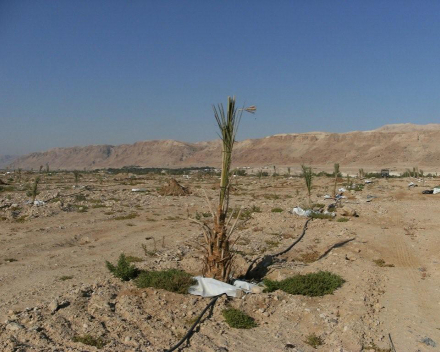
[245,218,311,279]
[165,219,312,351]
[165,296,219,352]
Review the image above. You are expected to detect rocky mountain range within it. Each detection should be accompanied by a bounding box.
[5,123,440,172]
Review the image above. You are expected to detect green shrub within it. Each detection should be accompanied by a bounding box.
[310,212,333,220]
[75,194,87,202]
[222,308,257,329]
[373,259,394,268]
[263,271,345,297]
[135,269,195,294]
[106,253,139,281]
[72,335,106,349]
[305,333,323,349]
[337,217,349,222]
[114,212,138,220]
[271,207,283,213]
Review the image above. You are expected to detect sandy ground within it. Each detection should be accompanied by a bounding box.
[0,172,439,351]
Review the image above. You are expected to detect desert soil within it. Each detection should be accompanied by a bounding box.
[0,172,439,351]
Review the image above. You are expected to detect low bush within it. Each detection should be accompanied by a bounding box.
[310,212,333,220]
[72,335,106,349]
[263,271,345,297]
[114,212,138,220]
[271,207,284,213]
[373,259,395,268]
[222,308,257,329]
[304,333,323,349]
[337,217,349,222]
[106,253,139,281]
[135,269,195,294]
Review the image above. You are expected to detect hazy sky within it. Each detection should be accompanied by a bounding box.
[1,1,440,155]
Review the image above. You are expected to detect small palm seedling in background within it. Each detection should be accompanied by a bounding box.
[106,253,139,281]
[191,96,255,282]
[301,165,313,204]
[39,165,43,173]
[73,170,81,185]
[31,176,40,203]
[358,168,364,179]
[333,163,340,198]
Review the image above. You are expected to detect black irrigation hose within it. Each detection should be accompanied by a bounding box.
[165,218,312,351]
[165,296,220,352]
[244,218,311,278]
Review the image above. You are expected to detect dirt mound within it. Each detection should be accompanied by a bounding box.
[158,178,190,196]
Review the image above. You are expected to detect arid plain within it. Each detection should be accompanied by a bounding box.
[1,170,439,351]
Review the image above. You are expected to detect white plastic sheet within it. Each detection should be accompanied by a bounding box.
[188,277,258,297]
[292,207,312,217]
[292,207,335,218]
[434,188,440,195]
[131,188,147,192]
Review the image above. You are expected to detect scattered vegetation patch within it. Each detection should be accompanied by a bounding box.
[262,193,280,200]
[222,308,258,329]
[114,212,138,221]
[125,255,143,263]
[298,250,320,263]
[59,275,73,281]
[304,333,323,349]
[106,253,139,281]
[135,269,195,294]
[337,217,349,222]
[310,212,333,220]
[373,259,395,268]
[72,335,106,349]
[271,207,284,213]
[75,194,87,202]
[263,271,345,297]
[5,258,18,263]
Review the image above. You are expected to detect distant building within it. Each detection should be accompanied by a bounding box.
[381,169,390,178]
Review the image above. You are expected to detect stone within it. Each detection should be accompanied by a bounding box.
[6,322,24,331]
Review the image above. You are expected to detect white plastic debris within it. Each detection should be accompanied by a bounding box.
[338,187,347,193]
[364,180,373,184]
[323,195,332,199]
[291,207,335,218]
[33,200,45,206]
[408,182,417,187]
[131,188,147,192]
[292,207,312,217]
[434,188,440,195]
[188,277,259,297]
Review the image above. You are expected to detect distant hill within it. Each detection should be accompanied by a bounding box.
[7,124,440,172]
[0,155,19,170]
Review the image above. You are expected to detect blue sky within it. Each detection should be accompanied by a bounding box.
[1,1,440,155]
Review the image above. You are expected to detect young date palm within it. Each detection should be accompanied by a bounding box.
[31,176,40,203]
[301,165,313,204]
[192,97,255,282]
[333,163,340,197]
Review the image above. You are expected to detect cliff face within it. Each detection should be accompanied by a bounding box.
[7,124,440,171]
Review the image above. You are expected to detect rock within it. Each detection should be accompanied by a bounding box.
[48,299,59,314]
[79,236,91,245]
[421,337,436,347]
[251,286,264,294]
[340,206,358,217]
[6,322,24,331]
